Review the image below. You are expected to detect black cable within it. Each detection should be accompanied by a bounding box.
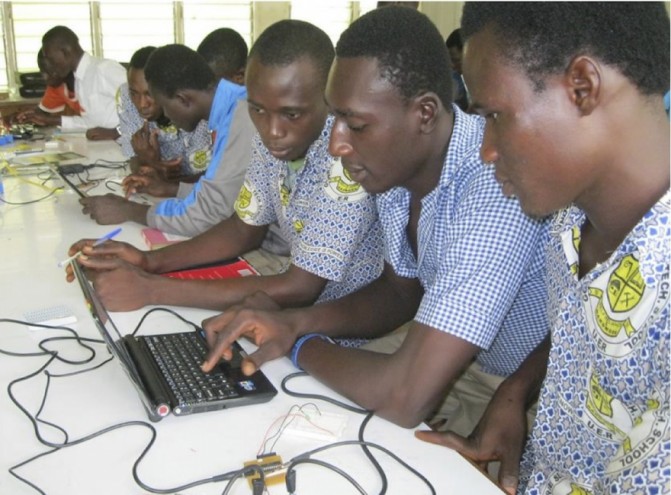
[291,440,436,495]
[281,371,368,414]
[0,187,61,204]
[220,464,265,495]
[286,458,368,495]
[359,412,388,495]
[1,315,254,495]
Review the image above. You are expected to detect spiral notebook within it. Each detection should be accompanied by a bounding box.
[72,261,277,422]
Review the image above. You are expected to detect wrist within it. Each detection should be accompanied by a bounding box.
[290,333,335,370]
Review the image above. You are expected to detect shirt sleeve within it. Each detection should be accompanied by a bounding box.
[414,168,546,350]
[147,103,255,237]
[38,85,66,113]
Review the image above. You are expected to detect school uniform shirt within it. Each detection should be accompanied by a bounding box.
[377,106,549,377]
[116,82,212,177]
[234,115,384,306]
[38,84,81,114]
[518,191,670,495]
[60,52,126,132]
[146,79,258,240]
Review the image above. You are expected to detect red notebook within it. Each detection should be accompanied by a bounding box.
[162,258,259,280]
[142,228,189,250]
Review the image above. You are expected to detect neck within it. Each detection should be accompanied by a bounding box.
[406,110,454,199]
[576,99,669,249]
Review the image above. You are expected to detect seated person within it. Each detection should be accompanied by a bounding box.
[116,46,212,190]
[40,25,126,139]
[416,3,670,495]
[198,7,549,442]
[197,27,248,85]
[66,20,383,322]
[446,28,469,111]
[80,43,254,239]
[14,49,81,126]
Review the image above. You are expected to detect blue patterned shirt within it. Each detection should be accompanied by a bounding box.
[377,106,550,376]
[234,115,383,305]
[518,191,670,495]
[116,82,213,176]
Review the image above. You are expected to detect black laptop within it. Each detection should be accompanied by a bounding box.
[72,261,277,422]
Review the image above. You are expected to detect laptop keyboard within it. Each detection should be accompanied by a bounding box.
[144,333,239,405]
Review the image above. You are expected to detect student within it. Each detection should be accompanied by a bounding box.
[116,46,211,191]
[80,43,254,238]
[198,7,549,437]
[445,28,468,111]
[14,49,81,126]
[416,3,670,495]
[197,28,248,85]
[120,29,250,198]
[66,20,382,320]
[40,25,125,139]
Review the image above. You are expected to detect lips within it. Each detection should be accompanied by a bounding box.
[268,147,292,160]
[342,161,367,183]
[494,170,515,198]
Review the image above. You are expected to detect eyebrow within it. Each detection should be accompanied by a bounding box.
[323,95,355,118]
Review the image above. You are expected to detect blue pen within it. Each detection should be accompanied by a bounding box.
[58,227,122,268]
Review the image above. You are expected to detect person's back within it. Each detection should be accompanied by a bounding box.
[41,25,125,135]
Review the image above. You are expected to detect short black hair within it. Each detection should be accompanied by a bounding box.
[129,46,156,70]
[461,2,670,95]
[42,25,79,48]
[36,48,46,71]
[197,28,248,79]
[336,6,453,109]
[248,20,334,87]
[144,44,216,97]
[445,28,462,50]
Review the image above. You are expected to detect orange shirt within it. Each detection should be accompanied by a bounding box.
[38,84,81,115]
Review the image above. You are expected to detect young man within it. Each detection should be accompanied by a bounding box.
[67,20,382,321]
[445,28,468,112]
[80,43,254,238]
[116,46,212,187]
[416,3,670,495]
[197,28,248,85]
[14,49,81,126]
[40,25,126,139]
[199,7,549,436]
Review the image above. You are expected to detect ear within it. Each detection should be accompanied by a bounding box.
[565,56,601,116]
[415,92,441,134]
[173,89,193,109]
[232,68,245,86]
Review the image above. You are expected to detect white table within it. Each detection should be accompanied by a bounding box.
[0,136,503,494]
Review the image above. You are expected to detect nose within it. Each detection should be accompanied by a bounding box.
[479,125,499,165]
[139,94,152,109]
[268,114,286,140]
[328,119,354,158]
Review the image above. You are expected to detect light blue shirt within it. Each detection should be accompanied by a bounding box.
[377,106,550,376]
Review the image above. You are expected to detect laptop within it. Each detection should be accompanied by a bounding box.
[52,163,87,198]
[71,261,277,422]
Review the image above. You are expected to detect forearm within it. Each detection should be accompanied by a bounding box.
[286,266,422,340]
[146,217,266,274]
[297,326,479,428]
[497,334,550,407]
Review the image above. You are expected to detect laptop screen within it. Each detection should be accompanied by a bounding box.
[71,261,159,415]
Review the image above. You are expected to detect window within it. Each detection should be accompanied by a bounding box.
[0,1,386,96]
[98,2,175,64]
[290,0,352,47]
[183,1,252,52]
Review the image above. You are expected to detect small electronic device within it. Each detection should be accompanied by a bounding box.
[23,304,77,330]
[9,123,35,140]
[243,454,286,489]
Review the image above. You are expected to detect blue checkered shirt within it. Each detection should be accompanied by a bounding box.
[376,106,550,376]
